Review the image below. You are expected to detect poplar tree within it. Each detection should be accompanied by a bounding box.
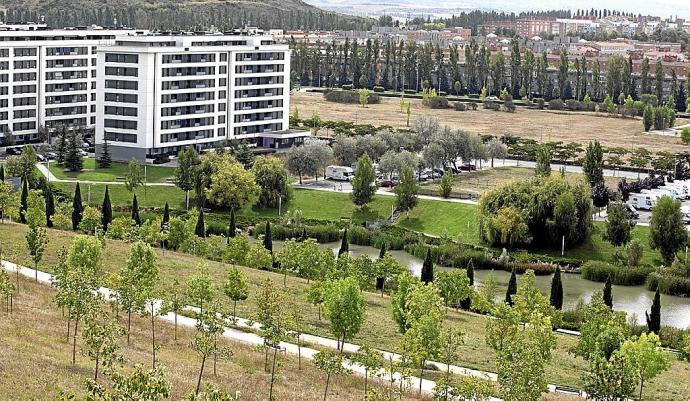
[263,221,273,253]
[420,248,434,284]
[19,179,28,224]
[72,183,83,230]
[645,288,661,334]
[228,209,236,239]
[550,267,563,310]
[131,194,141,226]
[45,186,55,227]
[338,228,349,256]
[603,276,613,308]
[195,208,205,238]
[505,268,517,306]
[101,186,112,232]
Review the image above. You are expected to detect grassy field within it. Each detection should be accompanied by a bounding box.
[48,158,175,183]
[292,92,690,154]
[1,224,687,400]
[0,276,396,400]
[421,166,621,197]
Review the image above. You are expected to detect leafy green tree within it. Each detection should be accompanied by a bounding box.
[646,288,661,334]
[245,242,273,270]
[125,158,144,194]
[391,273,421,334]
[254,278,289,399]
[351,153,377,207]
[25,220,48,282]
[175,147,200,210]
[549,266,563,310]
[307,280,327,321]
[187,263,214,314]
[191,306,232,394]
[681,127,690,145]
[394,166,418,213]
[223,268,249,323]
[276,238,333,285]
[420,248,434,284]
[72,183,83,231]
[375,253,405,296]
[439,171,453,198]
[514,270,561,327]
[0,180,17,224]
[433,328,466,401]
[81,313,124,381]
[649,196,688,264]
[166,279,184,341]
[324,277,366,350]
[79,364,170,400]
[252,156,290,208]
[582,140,604,187]
[0,268,16,313]
[620,332,671,401]
[65,130,83,172]
[535,145,551,177]
[313,350,349,401]
[206,156,258,210]
[627,239,644,267]
[101,186,112,232]
[605,201,636,247]
[435,270,471,310]
[351,344,384,396]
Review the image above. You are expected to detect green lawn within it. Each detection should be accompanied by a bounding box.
[52,182,186,209]
[397,199,480,243]
[48,158,175,183]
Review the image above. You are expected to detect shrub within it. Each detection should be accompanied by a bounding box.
[483,100,500,111]
[422,96,449,109]
[341,84,353,90]
[681,127,690,145]
[106,216,137,240]
[373,86,385,93]
[566,100,588,111]
[467,102,478,110]
[454,102,468,111]
[205,219,226,237]
[646,272,690,296]
[533,98,545,109]
[404,89,416,95]
[549,99,565,110]
[324,89,380,105]
[580,261,653,285]
[252,223,340,243]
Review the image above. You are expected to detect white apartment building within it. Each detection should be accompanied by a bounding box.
[0,26,146,143]
[95,31,303,161]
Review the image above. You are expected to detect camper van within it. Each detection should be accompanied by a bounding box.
[325,165,355,181]
[658,186,684,200]
[666,182,690,199]
[627,193,656,211]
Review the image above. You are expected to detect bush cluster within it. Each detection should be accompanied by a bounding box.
[251,223,341,243]
[580,261,654,285]
[645,272,690,296]
[324,89,380,105]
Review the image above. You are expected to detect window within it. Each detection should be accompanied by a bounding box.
[13,121,36,131]
[13,97,36,106]
[105,80,138,90]
[14,109,36,119]
[104,106,138,117]
[14,84,36,94]
[219,78,227,86]
[0,49,8,57]
[105,93,138,103]
[14,48,37,57]
[105,53,139,63]
[219,90,226,99]
[105,67,138,77]
[220,66,226,74]
[14,60,37,69]
[104,119,137,130]
[221,53,228,62]
[105,131,137,143]
[46,47,87,56]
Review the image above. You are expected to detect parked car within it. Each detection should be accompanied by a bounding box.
[5,147,22,155]
[325,165,355,181]
[625,204,639,220]
[45,152,58,160]
[35,154,46,162]
[460,163,477,172]
[377,178,397,188]
[78,149,89,157]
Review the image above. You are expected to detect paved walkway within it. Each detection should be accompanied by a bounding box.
[0,258,588,400]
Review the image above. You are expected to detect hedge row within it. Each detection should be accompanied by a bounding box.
[324,89,381,104]
[251,223,341,243]
[580,261,654,285]
[646,272,690,296]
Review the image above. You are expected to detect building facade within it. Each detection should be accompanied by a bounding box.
[95,32,296,161]
[0,26,146,143]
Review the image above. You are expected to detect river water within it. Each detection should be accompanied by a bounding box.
[274,240,690,329]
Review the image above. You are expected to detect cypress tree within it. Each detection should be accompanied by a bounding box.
[421,248,434,284]
[19,178,28,224]
[338,228,349,256]
[0,164,4,181]
[505,268,517,306]
[645,288,661,334]
[45,185,55,227]
[98,139,112,168]
[228,208,236,239]
[195,208,205,238]
[263,221,273,253]
[376,244,386,291]
[603,275,613,308]
[460,260,474,310]
[72,183,83,231]
[161,202,170,229]
[131,193,141,226]
[550,266,564,310]
[300,227,307,242]
[101,186,112,232]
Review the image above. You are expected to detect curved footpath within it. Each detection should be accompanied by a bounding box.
[0,259,589,400]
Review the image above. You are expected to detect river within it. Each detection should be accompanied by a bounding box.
[273,240,690,329]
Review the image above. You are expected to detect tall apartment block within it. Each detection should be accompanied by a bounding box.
[0,26,145,143]
[95,31,305,161]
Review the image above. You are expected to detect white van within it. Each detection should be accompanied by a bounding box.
[658,186,683,200]
[325,165,355,181]
[666,183,690,199]
[628,193,656,211]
